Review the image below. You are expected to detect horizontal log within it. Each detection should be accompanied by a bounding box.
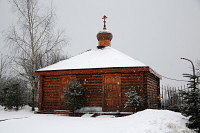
[35,67,151,76]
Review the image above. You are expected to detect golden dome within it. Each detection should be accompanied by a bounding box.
[97,31,113,41]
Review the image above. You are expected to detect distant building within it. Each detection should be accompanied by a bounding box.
[35,16,161,112]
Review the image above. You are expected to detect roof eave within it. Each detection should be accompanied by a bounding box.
[35,66,150,76]
[149,67,162,79]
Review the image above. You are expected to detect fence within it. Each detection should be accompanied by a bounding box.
[160,85,191,111]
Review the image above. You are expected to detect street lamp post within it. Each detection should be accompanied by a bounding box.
[181,57,197,96]
[180,58,195,77]
[181,58,198,106]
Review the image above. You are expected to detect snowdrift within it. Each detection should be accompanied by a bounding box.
[0,106,194,133]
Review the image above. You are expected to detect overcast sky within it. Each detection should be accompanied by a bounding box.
[0,0,200,86]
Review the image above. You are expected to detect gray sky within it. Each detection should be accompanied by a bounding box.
[1,0,200,86]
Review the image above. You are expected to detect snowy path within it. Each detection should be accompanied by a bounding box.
[0,106,195,133]
[0,106,33,121]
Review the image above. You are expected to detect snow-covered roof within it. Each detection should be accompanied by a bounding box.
[37,46,147,72]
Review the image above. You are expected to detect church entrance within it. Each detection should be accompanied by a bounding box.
[103,74,121,112]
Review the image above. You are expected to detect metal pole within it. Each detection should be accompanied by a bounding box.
[180,58,197,108]
[180,58,195,76]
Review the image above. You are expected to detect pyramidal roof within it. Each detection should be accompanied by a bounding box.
[37,15,148,72]
[37,46,147,72]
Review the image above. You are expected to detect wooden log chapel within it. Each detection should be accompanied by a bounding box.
[35,15,161,113]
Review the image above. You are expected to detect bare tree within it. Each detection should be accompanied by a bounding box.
[0,54,9,79]
[6,0,67,111]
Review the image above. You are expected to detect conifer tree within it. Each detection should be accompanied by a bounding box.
[0,78,27,110]
[181,73,200,132]
[124,87,144,112]
[63,80,85,114]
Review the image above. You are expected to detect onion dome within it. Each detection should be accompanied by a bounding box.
[97,15,113,48]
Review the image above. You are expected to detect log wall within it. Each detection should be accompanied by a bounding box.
[146,72,161,109]
[76,74,103,107]
[36,67,160,112]
[42,75,61,111]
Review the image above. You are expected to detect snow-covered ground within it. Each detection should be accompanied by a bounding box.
[0,106,195,133]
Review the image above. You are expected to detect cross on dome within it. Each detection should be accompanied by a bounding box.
[102,15,107,30]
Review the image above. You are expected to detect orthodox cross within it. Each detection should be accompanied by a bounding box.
[102,15,107,30]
